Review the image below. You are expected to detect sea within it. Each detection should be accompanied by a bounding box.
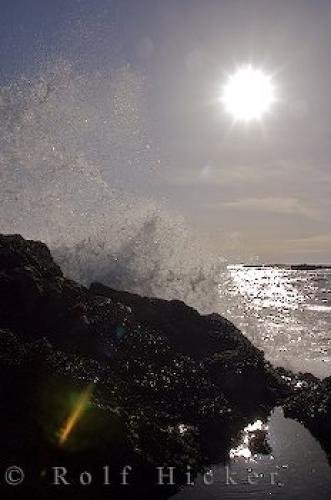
[218,265,331,379]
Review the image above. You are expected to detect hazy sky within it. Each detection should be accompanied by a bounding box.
[1,0,331,262]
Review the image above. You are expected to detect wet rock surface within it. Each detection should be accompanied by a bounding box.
[283,373,331,461]
[0,234,330,497]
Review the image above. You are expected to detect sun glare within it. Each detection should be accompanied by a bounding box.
[221,65,276,122]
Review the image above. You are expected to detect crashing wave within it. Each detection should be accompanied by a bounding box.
[0,60,224,312]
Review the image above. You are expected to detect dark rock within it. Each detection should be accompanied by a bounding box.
[90,281,287,413]
[283,375,331,461]
[0,234,63,277]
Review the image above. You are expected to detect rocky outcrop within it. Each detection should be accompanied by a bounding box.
[283,373,331,461]
[0,234,329,497]
[89,282,288,411]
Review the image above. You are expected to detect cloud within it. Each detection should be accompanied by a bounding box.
[164,161,331,195]
[286,233,331,253]
[164,163,263,186]
[221,197,318,218]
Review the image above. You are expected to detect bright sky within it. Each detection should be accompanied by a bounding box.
[1,0,331,263]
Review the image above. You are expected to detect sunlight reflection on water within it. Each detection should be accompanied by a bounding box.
[218,266,331,377]
[229,419,270,461]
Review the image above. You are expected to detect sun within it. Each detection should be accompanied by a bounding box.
[221,65,276,122]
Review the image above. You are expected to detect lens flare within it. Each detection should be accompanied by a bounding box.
[58,383,94,446]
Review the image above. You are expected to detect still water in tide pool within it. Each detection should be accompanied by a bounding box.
[218,266,331,378]
[174,408,331,500]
